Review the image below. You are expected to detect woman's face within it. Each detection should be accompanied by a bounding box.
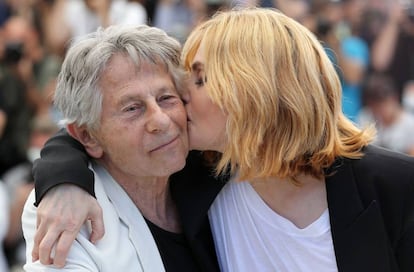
[184,42,227,152]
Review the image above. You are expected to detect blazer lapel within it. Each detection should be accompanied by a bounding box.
[170,151,224,272]
[326,159,396,272]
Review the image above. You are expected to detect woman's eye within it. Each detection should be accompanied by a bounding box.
[195,78,204,86]
[195,76,207,86]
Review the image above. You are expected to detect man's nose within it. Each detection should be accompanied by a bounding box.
[146,105,171,133]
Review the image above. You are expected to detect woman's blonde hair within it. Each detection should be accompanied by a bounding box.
[182,7,375,181]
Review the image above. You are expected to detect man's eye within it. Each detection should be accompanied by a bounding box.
[126,106,137,112]
[159,95,181,106]
[124,105,140,112]
[159,95,177,102]
[160,95,172,100]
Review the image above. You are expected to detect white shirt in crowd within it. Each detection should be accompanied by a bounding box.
[66,0,147,42]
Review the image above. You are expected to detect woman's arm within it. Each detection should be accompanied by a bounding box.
[33,128,95,205]
[32,128,104,267]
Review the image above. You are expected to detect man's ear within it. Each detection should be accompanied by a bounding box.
[66,123,103,159]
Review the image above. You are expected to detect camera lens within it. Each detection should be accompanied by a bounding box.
[408,7,414,22]
[3,42,23,64]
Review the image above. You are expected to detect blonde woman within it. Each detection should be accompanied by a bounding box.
[31,8,414,272]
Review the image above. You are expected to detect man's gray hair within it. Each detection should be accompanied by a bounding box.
[54,24,184,130]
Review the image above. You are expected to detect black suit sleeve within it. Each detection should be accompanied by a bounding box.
[397,176,414,272]
[32,128,95,206]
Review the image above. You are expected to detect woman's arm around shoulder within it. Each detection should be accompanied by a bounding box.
[31,128,104,267]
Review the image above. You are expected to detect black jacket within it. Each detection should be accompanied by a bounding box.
[171,146,414,272]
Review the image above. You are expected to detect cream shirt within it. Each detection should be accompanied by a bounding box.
[22,163,164,272]
[0,182,9,272]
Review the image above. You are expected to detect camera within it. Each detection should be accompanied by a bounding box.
[3,42,23,64]
[316,17,333,37]
[400,0,414,22]
[407,5,414,22]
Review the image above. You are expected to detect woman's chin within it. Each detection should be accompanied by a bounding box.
[188,130,223,152]
[188,137,209,151]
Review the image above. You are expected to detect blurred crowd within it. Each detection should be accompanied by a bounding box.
[0,0,413,271]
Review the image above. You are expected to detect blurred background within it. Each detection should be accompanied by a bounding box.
[0,0,413,271]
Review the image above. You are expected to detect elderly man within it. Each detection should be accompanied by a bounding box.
[22,25,219,271]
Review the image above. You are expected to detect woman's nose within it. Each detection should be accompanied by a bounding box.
[181,90,190,105]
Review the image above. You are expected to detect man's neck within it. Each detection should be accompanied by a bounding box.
[118,176,182,233]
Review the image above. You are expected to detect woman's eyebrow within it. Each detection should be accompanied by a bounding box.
[191,61,204,71]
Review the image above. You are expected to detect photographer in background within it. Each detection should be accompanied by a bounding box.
[0,15,61,271]
[0,16,34,177]
[371,0,414,103]
[0,14,60,175]
[358,72,414,156]
[307,0,370,122]
[40,0,147,58]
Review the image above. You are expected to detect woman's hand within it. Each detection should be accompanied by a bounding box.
[32,184,105,267]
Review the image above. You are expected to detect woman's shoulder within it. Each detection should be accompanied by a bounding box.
[344,144,414,199]
[354,145,414,176]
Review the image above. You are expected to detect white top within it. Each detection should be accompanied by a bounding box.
[65,0,147,42]
[22,162,165,272]
[0,182,9,272]
[208,180,338,272]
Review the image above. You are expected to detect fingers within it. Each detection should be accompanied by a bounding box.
[38,227,62,265]
[33,216,86,267]
[32,225,44,262]
[34,228,78,267]
[34,217,82,266]
[32,211,45,262]
[36,219,63,265]
[53,230,79,267]
[30,184,105,267]
[30,184,85,266]
[88,200,105,244]
[33,211,60,264]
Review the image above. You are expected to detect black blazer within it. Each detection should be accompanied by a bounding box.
[34,132,414,272]
[171,146,414,272]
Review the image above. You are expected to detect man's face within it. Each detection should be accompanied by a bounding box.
[92,54,189,180]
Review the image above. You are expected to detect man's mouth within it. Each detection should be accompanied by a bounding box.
[149,136,179,152]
